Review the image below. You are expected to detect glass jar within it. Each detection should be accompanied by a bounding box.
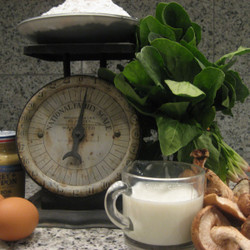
[0,131,25,197]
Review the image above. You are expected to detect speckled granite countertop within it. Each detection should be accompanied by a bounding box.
[0,176,129,250]
[2,227,128,250]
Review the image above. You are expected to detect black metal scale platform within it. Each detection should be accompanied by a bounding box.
[24,42,136,228]
[24,42,136,77]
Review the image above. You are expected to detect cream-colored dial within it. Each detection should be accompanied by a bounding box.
[17,76,139,197]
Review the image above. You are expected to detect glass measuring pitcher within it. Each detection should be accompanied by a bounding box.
[104,160,205,248]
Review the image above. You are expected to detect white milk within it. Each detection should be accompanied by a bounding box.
[123,182,203,246]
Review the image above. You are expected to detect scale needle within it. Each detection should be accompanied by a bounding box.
[62,88,88,163]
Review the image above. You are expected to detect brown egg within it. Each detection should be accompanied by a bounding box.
[0,197,39,241]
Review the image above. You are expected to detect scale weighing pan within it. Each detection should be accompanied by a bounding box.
[17,13,138,44]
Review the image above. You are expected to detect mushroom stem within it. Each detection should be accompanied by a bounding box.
[190,149,234,200]
[211,226,250,249]
[190,149,209,168]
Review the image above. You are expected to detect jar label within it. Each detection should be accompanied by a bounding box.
[0,164,25,198]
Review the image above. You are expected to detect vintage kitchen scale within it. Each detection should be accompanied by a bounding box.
[16,13,141,228]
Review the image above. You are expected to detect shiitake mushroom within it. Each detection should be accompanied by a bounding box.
[237,193,250,218]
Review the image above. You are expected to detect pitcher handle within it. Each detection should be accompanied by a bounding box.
[104,181,133,231]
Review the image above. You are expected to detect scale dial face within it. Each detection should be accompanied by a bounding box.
[17,76,139,197]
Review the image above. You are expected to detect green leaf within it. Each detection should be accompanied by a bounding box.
[139,15,176,47]
[177,141,194,163]
[214,82,234,114]
[180,40,212,68]
[224,76,236,109]
[158,102,189,120]
[203,106,216,129]
[146,86,170,106]
[210,131,230,182]
[220,84,230,108]
[191,22,202,45]
[226,71,249,103]
[155,2,168,24]
[123,60,153,90]
[215,155,228,182]
[215,74,236,116]
[165,80,206,101]
[114,73,148,107]
[192,104,216,129]
[162,2,192,32]
[215,46,250,66]
[182,26,196,47]
[219,59,237,72]
[125,98,155,117]
[193,67,225,108]
[136,46,166,88]
[155,2,183,40]
[156,116,202,156]
[97,67,115,84]
[148,32,163,43]
[151,38,201,82]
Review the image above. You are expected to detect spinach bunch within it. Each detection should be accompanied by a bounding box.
[104,2,250,181]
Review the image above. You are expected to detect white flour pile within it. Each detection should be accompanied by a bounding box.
[42,0,130,17]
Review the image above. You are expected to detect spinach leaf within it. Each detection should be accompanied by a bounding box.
[114,73,148,107]
[98,67,115,84]
[158,102,189,120]
[193,67,225,108]
[191,105,216,129]
[164,80,205,102]
[155,2,168,24]
[226,71,249,103]
[191,22,202,45]
[155,2,183,40]
[224,77,236,115]
[177,140,194,163]
[218,84,230,109]
[162,2,191,34]
[123,60,153,90]
[146,86,170,106]
[148,32,164,43]
[181,26,196,47]
[151,38,201,82]
[136,46,167,88]
[180,40,212,68]
[215,46,250,66]
[156,116,202,156]
[139,15,176,47]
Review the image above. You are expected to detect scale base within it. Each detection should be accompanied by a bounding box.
[29,189,119,229]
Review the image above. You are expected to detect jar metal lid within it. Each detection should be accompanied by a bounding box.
[0,131,16,142]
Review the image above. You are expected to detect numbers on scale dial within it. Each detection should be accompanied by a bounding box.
[27,85,131,186]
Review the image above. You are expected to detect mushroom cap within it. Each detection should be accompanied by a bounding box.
[190,149,209,169]
[205,169,234,200]
[211,226,250,249]
[190,149,210,159]
[233,178,250,198]
[237,193,250,217]
[204,194,246,222]
[191,205,231,250]
[241,216,250,239]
